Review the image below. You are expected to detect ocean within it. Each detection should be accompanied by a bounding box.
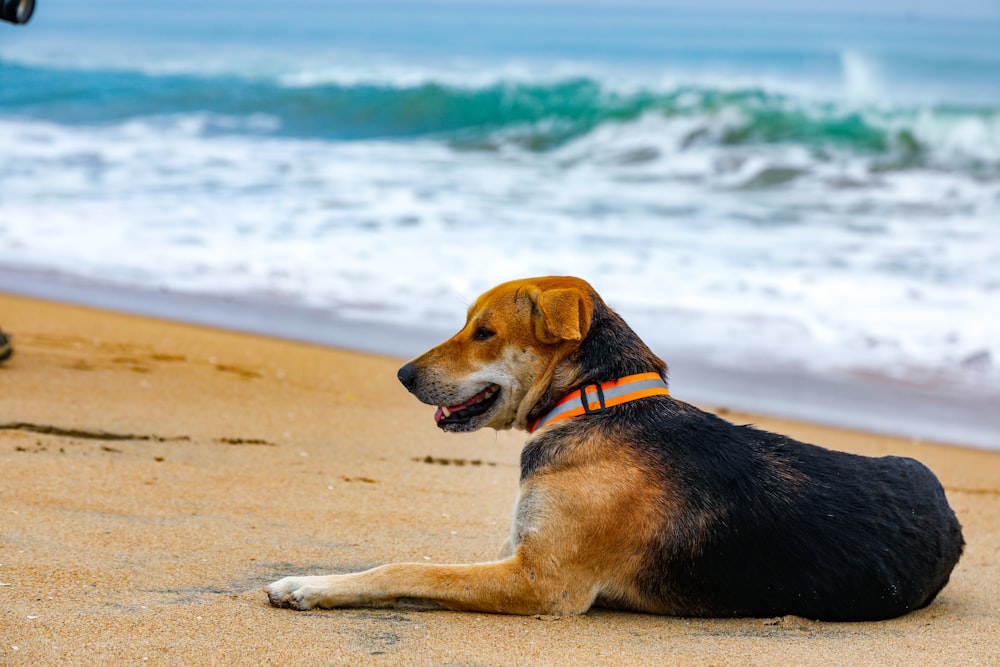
[1,1,998,447]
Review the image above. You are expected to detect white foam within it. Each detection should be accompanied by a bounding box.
[2,111,998,396]
[841,50,884,101]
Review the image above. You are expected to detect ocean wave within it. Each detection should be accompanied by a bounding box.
[2,60,999,174]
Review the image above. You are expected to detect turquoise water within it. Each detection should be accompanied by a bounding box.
[1,2,999,421]
[4,63,996,165]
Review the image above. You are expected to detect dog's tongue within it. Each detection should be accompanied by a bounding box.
[433,388,490,423]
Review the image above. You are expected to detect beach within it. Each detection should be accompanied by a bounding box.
[1,291,999,666]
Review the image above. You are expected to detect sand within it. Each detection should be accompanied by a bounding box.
[1,292,998,666]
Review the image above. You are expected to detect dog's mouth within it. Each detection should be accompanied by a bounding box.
[434,385,501,429]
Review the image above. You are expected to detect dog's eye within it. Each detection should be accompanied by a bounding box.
[472,326,495,341]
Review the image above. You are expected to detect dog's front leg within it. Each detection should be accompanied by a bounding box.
[265,556,595,615]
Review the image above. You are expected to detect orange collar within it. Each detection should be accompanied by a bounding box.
[530,372,670,433]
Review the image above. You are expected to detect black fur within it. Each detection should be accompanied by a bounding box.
[523,297,964,621]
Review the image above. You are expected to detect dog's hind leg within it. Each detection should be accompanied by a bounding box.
[265,555,597,615]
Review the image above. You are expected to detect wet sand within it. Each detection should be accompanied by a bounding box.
[1,292,998,665]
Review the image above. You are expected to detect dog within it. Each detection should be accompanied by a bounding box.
[265,276,964,621]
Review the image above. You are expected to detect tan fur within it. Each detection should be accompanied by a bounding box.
[265,276,677,614]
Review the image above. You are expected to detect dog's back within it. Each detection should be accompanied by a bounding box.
[605,402,965,620]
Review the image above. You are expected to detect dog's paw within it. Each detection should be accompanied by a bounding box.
[264,576,326,610]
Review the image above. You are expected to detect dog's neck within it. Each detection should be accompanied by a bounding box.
[520,300,668,430]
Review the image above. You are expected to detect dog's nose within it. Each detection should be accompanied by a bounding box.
[397,362,418,391]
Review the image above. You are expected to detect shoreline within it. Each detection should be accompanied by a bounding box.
[2,265,997,450]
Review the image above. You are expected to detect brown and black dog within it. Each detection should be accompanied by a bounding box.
[266,276,963,621]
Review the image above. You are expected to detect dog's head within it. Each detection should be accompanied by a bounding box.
[397,276,599,433]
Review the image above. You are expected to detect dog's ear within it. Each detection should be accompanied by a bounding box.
[530,287,593,344]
